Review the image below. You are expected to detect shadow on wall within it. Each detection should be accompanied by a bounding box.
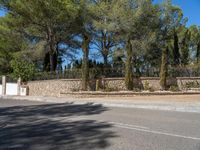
[0,103,117,150]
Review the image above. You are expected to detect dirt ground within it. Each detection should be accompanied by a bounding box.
[84,94,200,103]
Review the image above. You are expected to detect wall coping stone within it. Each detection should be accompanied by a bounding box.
[60,91,200,97]
[104,77,176,80]
[104,77,161,80]
[28,79,81,83]
[140,77,160,80]
[28,77,157,83]
[28,77,200,83]
[176,77,200,80]
[103,78,124,80]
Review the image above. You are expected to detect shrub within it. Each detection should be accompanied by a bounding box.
[11,58,36,82]
[184,81,200,89]
[143,81,150,91]
[143,81,155,92]
[169,85,180,92]
[132,88,141,92]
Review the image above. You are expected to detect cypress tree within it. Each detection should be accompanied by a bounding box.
[125,39,133,90]
[160,47,169,90]
[173,30,180,66]
[197,43,200,63]
[180,29,190,66]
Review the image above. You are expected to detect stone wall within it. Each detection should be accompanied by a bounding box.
[140,77,160,90]
[28,77,162,96]
[28,79,82,97]
[104,78,127,91]
[104,77,176,91]
[177,77,200,90]
[27,77,199,96]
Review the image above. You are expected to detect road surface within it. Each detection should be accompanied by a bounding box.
[0,99,200,150]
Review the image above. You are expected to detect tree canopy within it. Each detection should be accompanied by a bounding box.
[0,0,199,90]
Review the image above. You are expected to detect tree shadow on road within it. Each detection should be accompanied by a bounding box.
[0,102,117,150]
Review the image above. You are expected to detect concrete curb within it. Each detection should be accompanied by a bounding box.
[2,95,200,113]
[60,91,200,98]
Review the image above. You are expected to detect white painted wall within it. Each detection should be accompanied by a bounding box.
[6,83,18,95]
[0,81,27,96]
[20,87,27,96]
[0,85,2,95]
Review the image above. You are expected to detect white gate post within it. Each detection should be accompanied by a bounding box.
[17,77,21,96]
[2,76,6,96]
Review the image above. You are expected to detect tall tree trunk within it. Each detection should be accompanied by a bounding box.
[50,52,57,71]
[53,42,59,71]
[82,34,90,91]
[103,54,108,66]
[125,39,133,90]
[173,30,180,66]
[102,32,109,75]
[160,47,169,90]
[103,53,108,75]
[47,26,57,72]
[43,51,50,72]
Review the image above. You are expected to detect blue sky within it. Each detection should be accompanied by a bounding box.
[0,10,5,16]
[0,0,200,26]
[154,0,200,26]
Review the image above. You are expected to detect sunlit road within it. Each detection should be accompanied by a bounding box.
[0,99,200,150]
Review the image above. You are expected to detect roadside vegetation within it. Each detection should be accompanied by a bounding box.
[0,0,199,90]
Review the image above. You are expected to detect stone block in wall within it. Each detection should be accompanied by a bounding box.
[177,77,200,90]
[104,78,126,91]
[140,77,160,90]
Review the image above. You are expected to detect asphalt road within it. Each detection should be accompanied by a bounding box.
[0,99,200,150]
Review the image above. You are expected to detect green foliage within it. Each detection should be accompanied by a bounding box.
[184,81,200,89]
[169,85,180,92]
[132,88,141,92]
[0,0,79,71]
[189,25,200,64]
[143,81,155,92]
[160,47,169,90]
[173,31,180,66]
[125,39,133,90]
[11,58,36,82]
[0,16,28,74]
[143,81,150,91]
[179,28,191,65]
[0,0,200,87]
